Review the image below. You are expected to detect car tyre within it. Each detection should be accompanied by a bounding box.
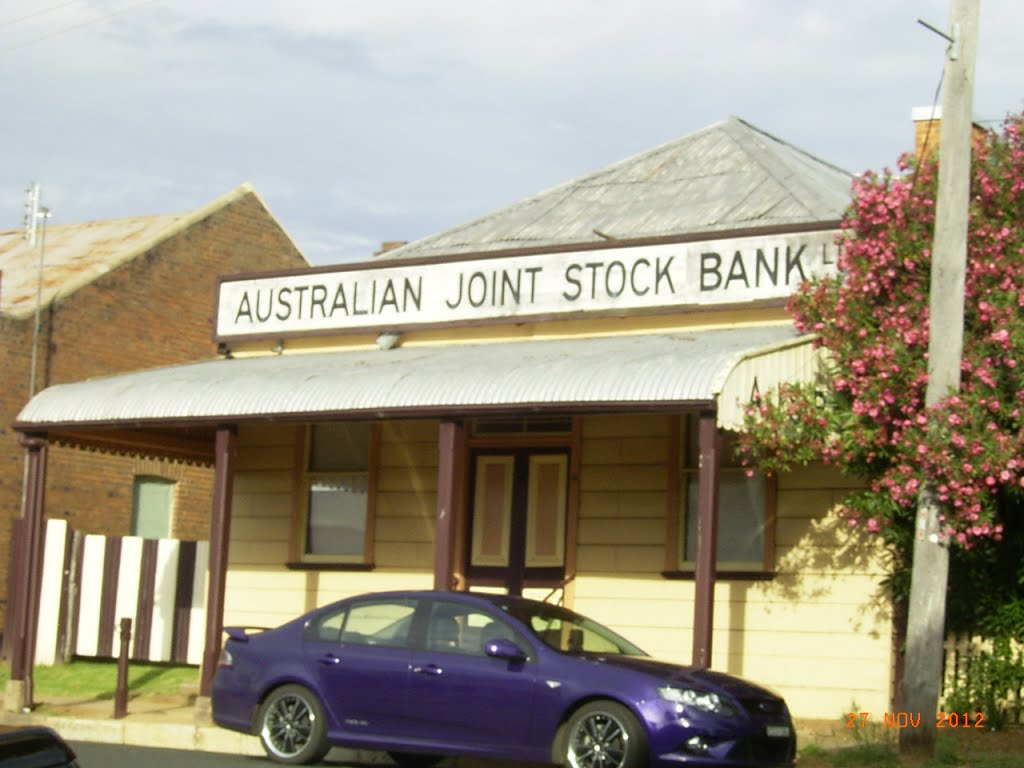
[564,700,647,768]
[387,752,445,768]
[257,684,331,765]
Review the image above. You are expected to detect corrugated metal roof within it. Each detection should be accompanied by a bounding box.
[718,335,825,430]
[380,117,852,261]
[0,184,262,320]
[0,214,185,319]
[15,326,803,428]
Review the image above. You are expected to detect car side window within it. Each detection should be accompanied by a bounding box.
[530,615,621,654]
[341,598,417,648]
[425,601,522,656]
[305,606,348,642]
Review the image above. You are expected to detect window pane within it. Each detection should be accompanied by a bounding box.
[426,602,522,656]
[342,599,416,647]
[526,609,643,655]
[307,476,368,556]
[472,416,572,435]
[310,422,370,472]
[684,472,765,565]
[131,477,174,538]
[306,607,348,642]
[720,429,745,468]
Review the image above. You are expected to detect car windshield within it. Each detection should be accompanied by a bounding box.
[505,601,646,656]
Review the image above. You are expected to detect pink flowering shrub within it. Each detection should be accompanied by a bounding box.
[737,112,1024,549]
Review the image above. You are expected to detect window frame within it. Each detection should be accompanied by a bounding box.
[130,475,176,539]
[288,422,379,569]
[663,414,777,580]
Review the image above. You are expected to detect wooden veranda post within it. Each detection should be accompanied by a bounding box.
[692,411,720,668]
[434,418,464,591]
[200,427,237,699]
[6,434,48,713]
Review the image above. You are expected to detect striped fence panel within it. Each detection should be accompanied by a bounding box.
[34,519,208,666]
[34,518,74,665]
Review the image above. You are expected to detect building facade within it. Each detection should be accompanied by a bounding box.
[11,119,895,719]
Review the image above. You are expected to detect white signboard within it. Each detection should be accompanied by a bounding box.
[216,230,840,339]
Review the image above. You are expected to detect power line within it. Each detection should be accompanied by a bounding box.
[0,0,157,54]
[0,0,82,31]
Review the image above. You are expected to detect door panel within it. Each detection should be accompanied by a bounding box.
[525,454,567,567]
[308,597,417,736]
[470,456,514,567]
[468,449,568,594]
[405,600,536,754]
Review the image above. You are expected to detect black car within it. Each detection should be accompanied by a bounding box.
[0,727,79,768]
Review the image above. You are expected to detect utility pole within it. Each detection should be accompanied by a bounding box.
[24,183,51,398]
[900,0,978,758]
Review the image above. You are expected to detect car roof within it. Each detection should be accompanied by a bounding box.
[340,589,547,611]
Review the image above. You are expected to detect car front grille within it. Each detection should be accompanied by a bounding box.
[727,734,796,765]
[739,697,784,716]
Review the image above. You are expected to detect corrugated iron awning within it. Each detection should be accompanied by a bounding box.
[15,326,816,430]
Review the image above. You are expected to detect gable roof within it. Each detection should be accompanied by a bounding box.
[381,117,853,261]
[0,183,287,320]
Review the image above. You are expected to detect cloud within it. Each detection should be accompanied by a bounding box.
[1,0,1021,265]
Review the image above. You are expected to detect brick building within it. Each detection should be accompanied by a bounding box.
[0,183,308,627]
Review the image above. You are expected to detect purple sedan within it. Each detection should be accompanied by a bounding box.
[212,590,795,768]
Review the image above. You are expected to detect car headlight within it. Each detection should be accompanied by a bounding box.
[658,686,737,717]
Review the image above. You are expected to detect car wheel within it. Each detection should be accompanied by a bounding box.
[564,700,648,768]
[257,684,330,765]
[387,752,445,768]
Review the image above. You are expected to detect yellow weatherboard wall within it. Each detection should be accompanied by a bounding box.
[227,305,793,357]
[223,411,891,720]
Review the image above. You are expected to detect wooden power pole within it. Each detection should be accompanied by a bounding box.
[900,0,978,757]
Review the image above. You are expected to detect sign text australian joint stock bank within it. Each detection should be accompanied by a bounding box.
[216,230,841,339]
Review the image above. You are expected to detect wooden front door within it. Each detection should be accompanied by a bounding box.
[466,448,568,595]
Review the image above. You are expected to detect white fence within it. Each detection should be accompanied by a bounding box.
[24,519,208,665]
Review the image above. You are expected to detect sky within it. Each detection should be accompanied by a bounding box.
[1,1,1022,266]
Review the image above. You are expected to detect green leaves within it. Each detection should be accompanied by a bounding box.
[738,112,1024,549]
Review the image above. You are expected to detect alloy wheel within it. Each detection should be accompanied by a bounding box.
[567,710,629,768]
[263,692,316,759]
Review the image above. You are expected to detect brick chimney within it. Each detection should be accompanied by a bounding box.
[913,106,942,157]
[374,240,408,257]
[913,105,988,159]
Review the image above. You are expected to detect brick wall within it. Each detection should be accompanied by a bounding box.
[0,188,309,625]
[0,317,35,584]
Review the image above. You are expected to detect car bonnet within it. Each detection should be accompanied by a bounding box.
[578,654,783,702]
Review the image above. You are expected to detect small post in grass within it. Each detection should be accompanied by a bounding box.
[114,617,132,719]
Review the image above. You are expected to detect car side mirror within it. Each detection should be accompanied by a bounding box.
[484,637,527,661]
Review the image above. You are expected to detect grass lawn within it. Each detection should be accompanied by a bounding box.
[798,726,1024,768]
[0,659,198,701]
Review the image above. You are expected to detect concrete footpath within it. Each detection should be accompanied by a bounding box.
[0,691,264,756]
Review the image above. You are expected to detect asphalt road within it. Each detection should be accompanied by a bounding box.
[71,742,267,767]
[68,742,542,768]
[69,742,377,767]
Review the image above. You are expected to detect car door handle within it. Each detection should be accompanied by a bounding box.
[412,664,443,675]
[318,654,341,665]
